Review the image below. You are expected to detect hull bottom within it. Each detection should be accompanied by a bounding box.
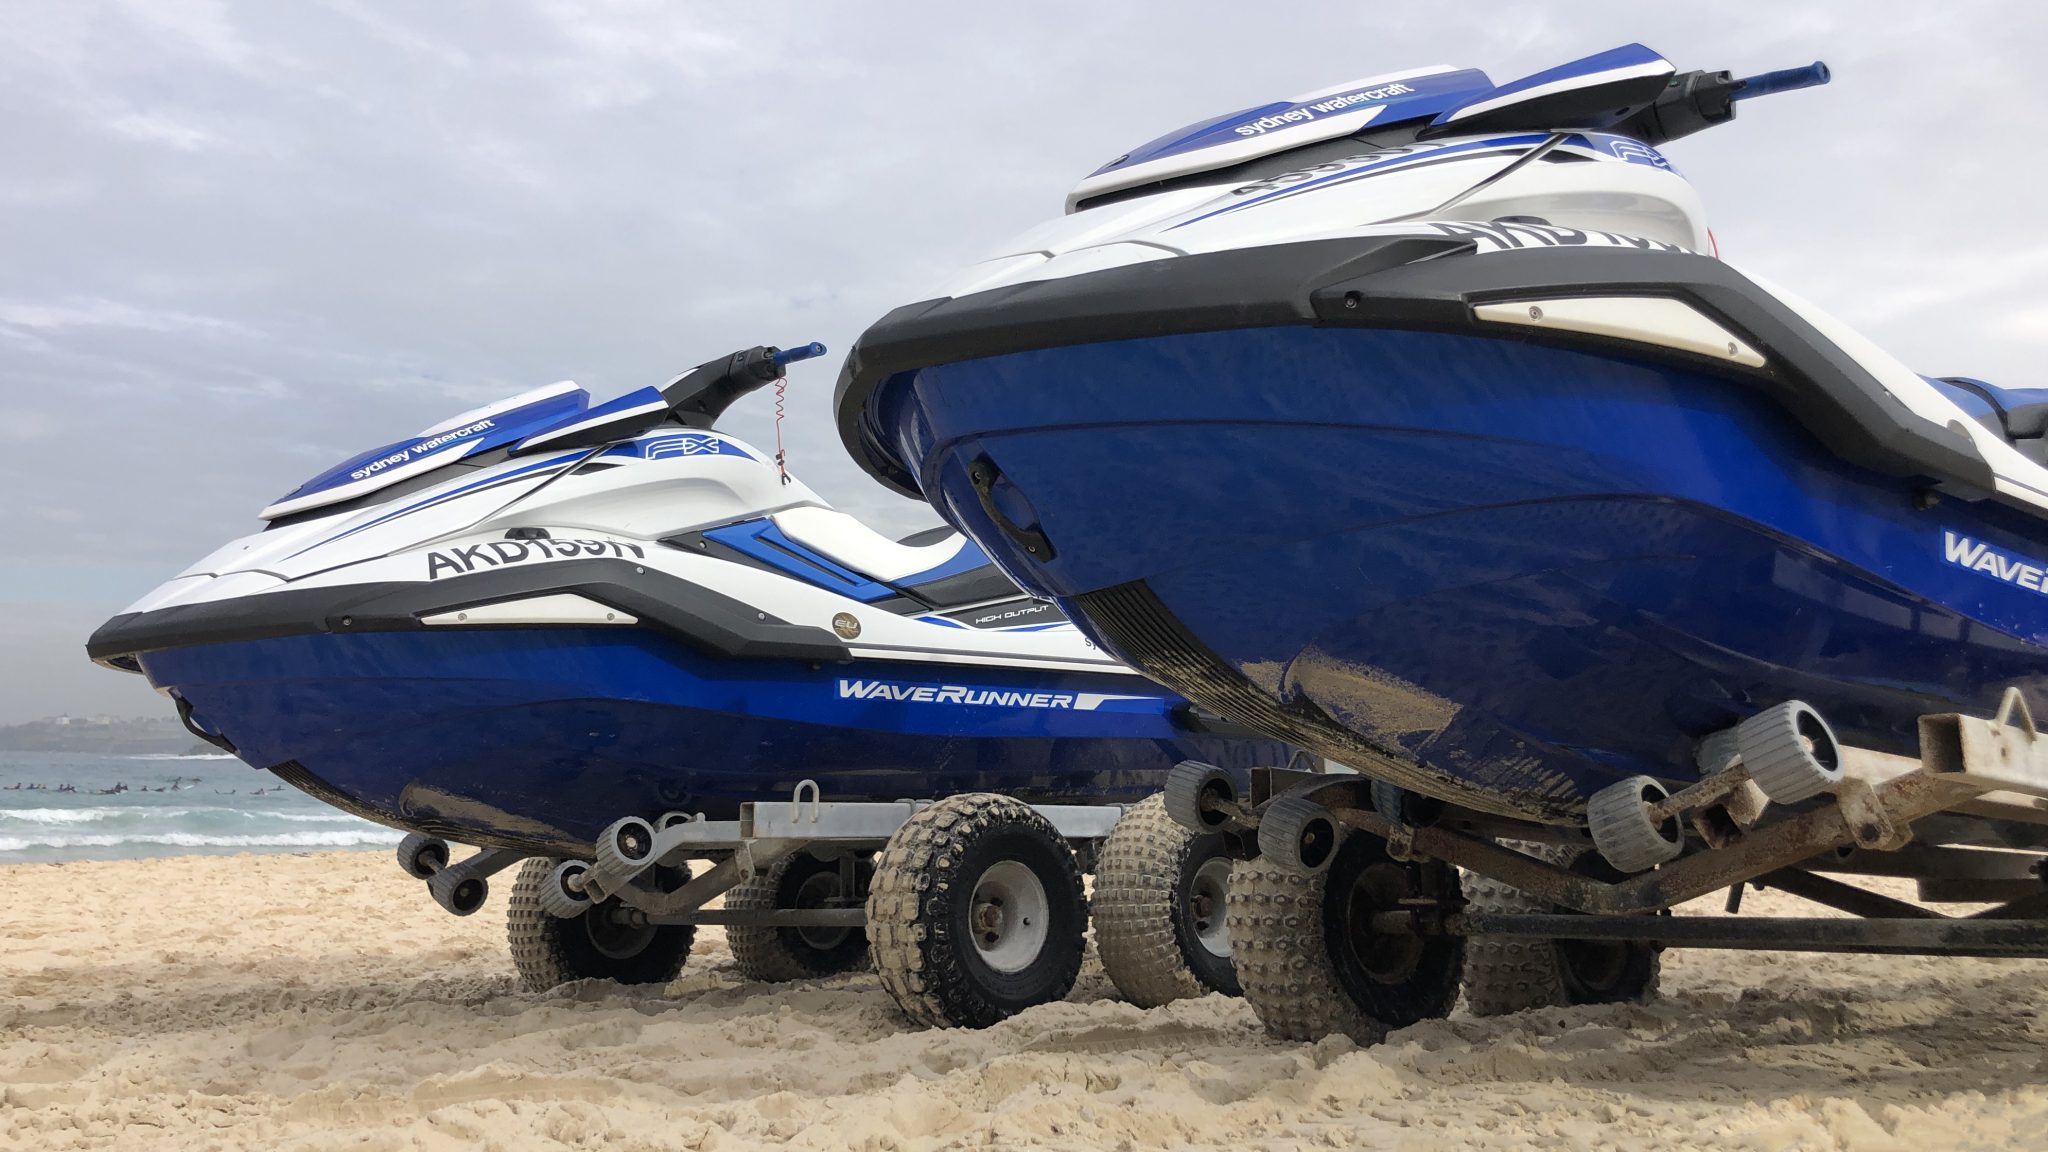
[1076,493,2047,821]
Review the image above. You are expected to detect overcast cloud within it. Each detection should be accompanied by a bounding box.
[3,1,2044,722]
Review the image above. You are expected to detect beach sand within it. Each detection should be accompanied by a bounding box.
[3,851,2045,1151]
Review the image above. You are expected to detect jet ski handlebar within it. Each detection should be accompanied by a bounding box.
[1730,61,1831,102]
[665,340,828,430]
[773,341,827,368]
[1614,59,1830,148]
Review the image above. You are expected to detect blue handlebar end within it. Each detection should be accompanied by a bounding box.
[1731,61,1831,102]
[772,341,828,367]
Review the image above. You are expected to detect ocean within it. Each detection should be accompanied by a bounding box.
[0,750,402,864]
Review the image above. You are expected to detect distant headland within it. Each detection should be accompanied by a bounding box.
[0,714,215,756]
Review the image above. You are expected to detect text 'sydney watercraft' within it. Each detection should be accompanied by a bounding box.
[839,45,2048,1042]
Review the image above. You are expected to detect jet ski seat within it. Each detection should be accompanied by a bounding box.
[1933,377,2048,467]
[770,506,998,597]
[884,522,1024,604]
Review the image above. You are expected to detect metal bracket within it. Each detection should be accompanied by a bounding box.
[438,846,522,887]
[1454,911,2048,958]
[790,779,823,824]
[604,841,804,918]
[1835,776,1908,851]
[1383,821,1418,862]
[569,786,1129,909]
[1921,690,2048,800]
[1998,686,2037,735]
[426,846,524,914]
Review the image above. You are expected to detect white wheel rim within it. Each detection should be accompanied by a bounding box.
[1190,857,1232,959]
[969,860,1049,974]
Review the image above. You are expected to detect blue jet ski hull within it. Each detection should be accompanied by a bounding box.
[849,319,2048,821]
[137,628,1287,853]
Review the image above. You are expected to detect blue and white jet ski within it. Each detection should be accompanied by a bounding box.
[836,43,2048,1047]
[89,343,1290,857]
[836,44,2048,824]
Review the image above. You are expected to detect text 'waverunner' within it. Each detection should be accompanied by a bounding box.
[89,342,1291,857]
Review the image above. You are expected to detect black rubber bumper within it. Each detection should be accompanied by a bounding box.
[87,557,849,666]
[834,234,1994,502]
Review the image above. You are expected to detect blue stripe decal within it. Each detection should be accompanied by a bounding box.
[275,390,588,505]
[1429,43,1671,128]
[284,453,582,560]
[897,537,991,587]
[705,520,898,602]
[513,386,667,453]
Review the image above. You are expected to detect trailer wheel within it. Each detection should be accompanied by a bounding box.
[1094,794,1240,1007]
[507,857,695,992]
[1462,842,1660,1017]
[1227,832,1464,1043]
[726,851,874,982]
[867,793,1087,1028]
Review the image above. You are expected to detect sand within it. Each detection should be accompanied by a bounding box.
[3,852,2046,1151]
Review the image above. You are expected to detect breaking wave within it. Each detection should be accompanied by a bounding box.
[0,829,403,853]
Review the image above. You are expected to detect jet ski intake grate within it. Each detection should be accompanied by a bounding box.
[269,761,392,826]
[1071,580,1573,823]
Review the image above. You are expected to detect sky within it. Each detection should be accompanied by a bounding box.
[3,0,2045,723]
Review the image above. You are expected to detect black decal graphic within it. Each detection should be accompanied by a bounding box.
[422,536,645,580]
[450,544,493,571]
[1498,220,1584,247]
[1431,221,1513,248]
[1431,221,1681,255]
